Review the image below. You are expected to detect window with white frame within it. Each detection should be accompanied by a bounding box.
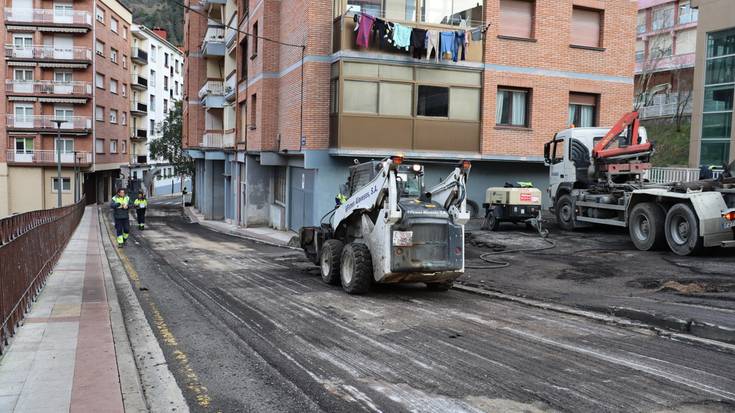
[121,84,127,97]
[54,107,73,122]
[122,55,127,69]
[123,26,128,39]
[96,6,105,23]
[96,40,104,56]
[568,93,598,127]
[164,75,169,90]
[496,88,530,127]
[110,140,118,153]
[96,105,104,121]
[110,109,118,123]
[679,1,698,24]
[52,177,71,192]
[95,138,105,153]
[121,112,127,125]
[164,53,169,67]
[150,45,157,62]
[164,98,169,113]
[150,94,156,111]
[111,17,118,33]
[55,138,74,154]
[111,48,118,63]
[96,72,104,88]
[110,78,118,94]
[15,137,34,153]
[652,4,674,31]
[150,119,155,133]
[121,140,127,153]
[150,70,156,87]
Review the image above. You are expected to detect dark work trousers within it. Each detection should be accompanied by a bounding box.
[136,208,146,226]
[115,218,130,238]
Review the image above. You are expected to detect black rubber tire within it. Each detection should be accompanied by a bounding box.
[340,243,373,295]
[555,194,576,231]
[426,281,453,291]
[320,239,343,285]
[628,202,666,251]
[665,203,703,256]
[483,210,500,231]
[466,200,480,218]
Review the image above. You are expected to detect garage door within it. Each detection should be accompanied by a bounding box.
[289,168,314,231]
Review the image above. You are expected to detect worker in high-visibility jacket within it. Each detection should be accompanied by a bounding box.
[133,191,148,230]
[111,189,130,247]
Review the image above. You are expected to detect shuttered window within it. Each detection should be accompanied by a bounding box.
[571,7,602,48]
[499,0,535,39]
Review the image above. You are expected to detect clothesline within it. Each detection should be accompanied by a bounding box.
[353,12,485,63]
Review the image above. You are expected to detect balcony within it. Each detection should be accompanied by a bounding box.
[638,93,693,120]
[5,45,92,62]
[6,115,91,133]
[200,131,225,148]
[6,150,92,166]
[225,26,237,49]
[131,47,148,65]
[223,131,235,148]
[198,80,225,108]
[131,128,148,141]
[5,80,92,97]
[131,74,148,91]
[224,74,236,102]
[131,100,148,116]
[201,27,225,57]
[4,7,92,28]
[130,155,148,165]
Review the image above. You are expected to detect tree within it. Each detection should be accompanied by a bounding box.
[149,101,193,176]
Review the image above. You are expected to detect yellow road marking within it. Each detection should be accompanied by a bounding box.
[101,211,213,409]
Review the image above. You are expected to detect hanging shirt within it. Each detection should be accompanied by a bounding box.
[454,31,466,62]
[392,23,412,51]
[440,31,456,61]
[373,18,392,49]
[410,28,427,59]
[356,14,375,48]
[425,30,440,62]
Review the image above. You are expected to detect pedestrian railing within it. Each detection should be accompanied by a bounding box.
[0,198,85,354]
[644,167,701,184]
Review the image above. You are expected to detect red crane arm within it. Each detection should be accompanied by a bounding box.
[593,111,652,159]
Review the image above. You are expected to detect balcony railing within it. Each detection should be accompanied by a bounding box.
[224,74,236,101]
[5,45,92,61]
[131,47,148,64]
[6,114,92,130]
[200,131,224,148]
[131,100,148,113]
[130,155,148,165]
[637,93,694,120]
[644,167,701,184]
[131,74,148,89]
[131,128,148,140]
[202,27,225,56]
[223,131,235,148]
[198,80,224,98]
[6,150,92,165]
[5,80,92,96]
[4,7,92,26]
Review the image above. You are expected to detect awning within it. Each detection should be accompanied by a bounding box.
[7,61,37,67]
[38,27,88,33]
[38,97,88,104]
[8,96,37,102]
[39,62,88,68]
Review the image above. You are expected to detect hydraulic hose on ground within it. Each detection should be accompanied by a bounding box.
[465,233,556,270]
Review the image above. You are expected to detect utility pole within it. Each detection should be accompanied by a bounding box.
[52,119,67,208]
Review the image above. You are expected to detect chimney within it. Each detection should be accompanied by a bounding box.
[152,27,168,41]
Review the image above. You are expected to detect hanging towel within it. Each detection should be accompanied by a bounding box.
[356,14,376,48]
[411,28,427,59]
[425,30,440,62]
[454,31,466,62]
[392,23,412,51]
[440,31,456,61]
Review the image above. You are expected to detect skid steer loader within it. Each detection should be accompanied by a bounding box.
[300,156,472,294]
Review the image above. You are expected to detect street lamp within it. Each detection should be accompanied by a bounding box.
[51,119,67,207]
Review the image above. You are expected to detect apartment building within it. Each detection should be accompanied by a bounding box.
[0,0,132,217]
[688,0,735,168]
[183,0,636,231]
[635,0,698,120]
[128,25,184,189]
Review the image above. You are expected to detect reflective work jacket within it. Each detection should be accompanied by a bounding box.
[111,195,130,220]
[134,199,147,209]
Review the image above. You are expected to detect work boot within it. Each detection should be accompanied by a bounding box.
[123,233,129,243]
[139,224,144,230]
[117,235,124,247]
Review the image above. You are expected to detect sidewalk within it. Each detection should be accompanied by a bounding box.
[0,207,144,413]
[184,206,298,247]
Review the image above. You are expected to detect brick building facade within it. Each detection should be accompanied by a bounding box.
[184,0,636,230]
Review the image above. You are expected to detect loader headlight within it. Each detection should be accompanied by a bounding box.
[412,164,422,172]
[460,160,471,172]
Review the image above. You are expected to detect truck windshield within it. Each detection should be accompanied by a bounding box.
[396,172,423,198]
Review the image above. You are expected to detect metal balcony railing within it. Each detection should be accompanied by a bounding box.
[4,7,92,26]
[644,167,701,184]
[131,74,148,89]
[200,131,225,148]
[6,114,92,130]
[204,27,225,43]
[637,93,694,120]
[223,131,235,148]
[5,80,92,96]
[132,128,148,139]
[198,80,224,98]
[5,44,93,61]
[6,149,92,165]
[131,100,148,113]
[131,47,148,63]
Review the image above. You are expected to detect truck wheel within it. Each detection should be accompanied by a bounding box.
[665,203,703,256]
[340,243,373,294]
[629,202,666,251]
[484,212,500,231]
[466,200,480,218]
[320,239,343,285]
[555,194,576,231]
[426,281,453,291]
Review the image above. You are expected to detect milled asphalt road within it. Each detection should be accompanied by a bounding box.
[114,198,735,413]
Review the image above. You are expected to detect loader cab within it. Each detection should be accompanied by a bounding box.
[396,164,425,199]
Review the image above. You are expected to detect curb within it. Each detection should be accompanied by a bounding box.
[453,284,735,354]
[99,209,190,412]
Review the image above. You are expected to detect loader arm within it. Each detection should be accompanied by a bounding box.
[331,160,399,231]
[426,163,471,225]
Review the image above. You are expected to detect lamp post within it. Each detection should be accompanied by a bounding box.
[52,119,68,208]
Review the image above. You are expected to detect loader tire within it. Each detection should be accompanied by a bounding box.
[629,202,666,251]
[340,243,373,295]
[665,203,703,256]
[320,239,343,285]
[555,194,576,231]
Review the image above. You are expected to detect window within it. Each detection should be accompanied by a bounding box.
[121,140,127,153]
[111,48,118,63]
[496,88,529,127]
[649,34,673,58]
[568,93,597,127]
[164,98,169,113]
[121,84,127,97]
[345,0,480,26]
[344,81,378,113]
[679,1,698,24]
[95,138,105,153]
[111,18,118,33]
[164,75,169,90]
[676,29,696,56]
[571,7,602,48]
[110,140,118,153]
[110,109,118,123]
[637,11,646,34]
[499,0,535,39]
[701,28,735,166]
[55,107,73,122]
[636,40,645,62]
[96,40,105,56]
[52,177,71,192]
[55,138,74,154]
[417,86,449,117]
[121,112,127,125]
[13,35,32,51]
[96,106,104,121]
[251,22,259,58]
[14,104,33,123]
[652,4,674,31]
[164,53,169,67]
[96,72,104,89]
[150,45,157,62]
[175,81,179,95]
[250,94,257,128]
[240,40,249,76]
[150,70,156,87]
[110,79,118,94]
[15,138,34,153]
[122,55,128,69]
[150,119,155,133]
[96,6,105,23]
[123,26,128,39]
[14,69,33,83]
[268,167,285,204]
[150,94,156,111]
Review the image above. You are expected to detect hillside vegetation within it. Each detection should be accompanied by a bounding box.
[123,0,184,46]
[643,121,691,167]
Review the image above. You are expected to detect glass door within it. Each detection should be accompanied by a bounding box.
[54,3,74,24]
[14,69,33,93]
[55,107,74,129]
[14,137,34,162]
[13,35,33,58]
[54,71,73,94]
[54,138,75,163]
[14,104,34,128]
